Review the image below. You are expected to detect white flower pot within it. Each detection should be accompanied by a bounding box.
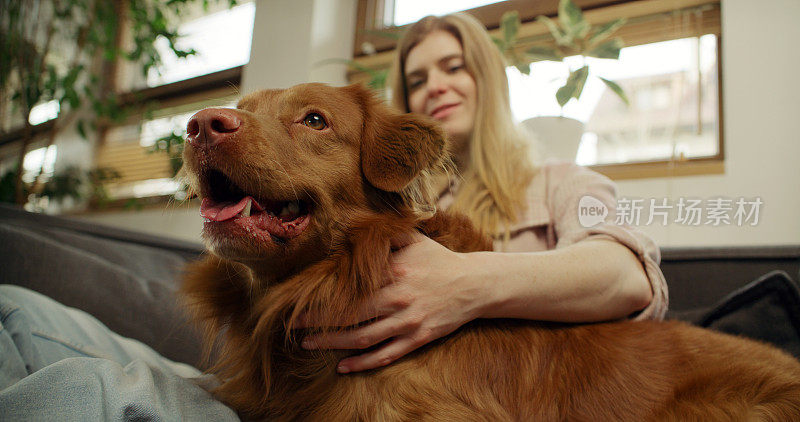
[522,116,585,163]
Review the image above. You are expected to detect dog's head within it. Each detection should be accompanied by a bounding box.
[182,83,447,278]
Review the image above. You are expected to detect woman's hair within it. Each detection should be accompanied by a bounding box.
[389,13,537,242]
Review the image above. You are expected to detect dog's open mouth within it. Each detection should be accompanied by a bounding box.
[199,169,311,240]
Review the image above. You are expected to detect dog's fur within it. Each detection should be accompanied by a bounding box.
[181,83,800,421]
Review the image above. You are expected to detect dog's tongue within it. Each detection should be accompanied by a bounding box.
[201,197,260,221]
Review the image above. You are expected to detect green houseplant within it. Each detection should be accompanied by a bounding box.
[0,0,235,209]
[493,0,629,108]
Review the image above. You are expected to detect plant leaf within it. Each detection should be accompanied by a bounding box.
[368,69,389,91]
[599,77,629,106]
[525,45,563,62]
[556,84,573,107]
[76,120,87,140]
[491,36,507,52]
[501,10,520,45]
[64,87,80,109]
[569,65,589,100]
[588,18,626,46]
[556,65,589,107]
[508,50,530,74]
[559,0,590,39]
[515,63,531,75]
[124,198,143,210]
[536,16,573,47]
[585,38,623,59]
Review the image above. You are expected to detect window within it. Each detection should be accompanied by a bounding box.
[146,2,255,88]
[28,100,61,126]
[22,146,57,184]
[509,34,720,166]
[94,2,253,205]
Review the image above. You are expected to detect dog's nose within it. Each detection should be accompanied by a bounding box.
[186,108,242,148]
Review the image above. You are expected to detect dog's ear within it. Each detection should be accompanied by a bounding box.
[356,88,447,192]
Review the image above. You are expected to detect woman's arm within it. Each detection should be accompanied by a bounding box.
[468,237,653,322]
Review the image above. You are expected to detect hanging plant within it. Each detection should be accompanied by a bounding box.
[494,0,630,108]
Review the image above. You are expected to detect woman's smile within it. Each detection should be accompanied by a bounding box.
[430,102,460,120]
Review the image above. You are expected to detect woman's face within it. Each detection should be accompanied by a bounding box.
[405,30,477,148]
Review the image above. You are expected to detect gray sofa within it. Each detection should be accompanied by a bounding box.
[1,203,799,367]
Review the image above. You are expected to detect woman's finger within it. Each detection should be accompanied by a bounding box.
[335,333,427,373]
[302,313,414,350]
[294,284,412,329]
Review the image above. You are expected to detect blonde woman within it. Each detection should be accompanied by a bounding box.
[301,13,668,374]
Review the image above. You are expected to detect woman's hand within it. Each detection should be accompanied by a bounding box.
[299,232,488,373]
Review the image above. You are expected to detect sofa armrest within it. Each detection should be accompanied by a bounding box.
[660,245,800,311]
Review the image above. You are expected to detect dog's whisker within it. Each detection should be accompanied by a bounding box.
[301,187,321,209]
[225,81,240,98]
[384,200,400,215]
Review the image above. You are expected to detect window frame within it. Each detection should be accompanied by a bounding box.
[91,66,242,209]
[354,0,625,57]
[352,0,724,180]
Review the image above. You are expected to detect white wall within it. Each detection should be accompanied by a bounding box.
[241,0,357,93]
[77,0,800,248]
[615,0,800,247]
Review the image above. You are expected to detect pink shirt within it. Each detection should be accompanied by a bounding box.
[437,161,668,321]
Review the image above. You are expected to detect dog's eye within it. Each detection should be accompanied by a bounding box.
[303,113,327,130]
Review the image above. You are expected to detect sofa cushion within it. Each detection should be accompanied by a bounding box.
[670,271,800,360]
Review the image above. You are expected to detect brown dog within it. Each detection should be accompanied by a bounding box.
[180,83,800,421]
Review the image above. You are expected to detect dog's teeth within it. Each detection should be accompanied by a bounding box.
[278,201,300,218]
[241,198,252,217]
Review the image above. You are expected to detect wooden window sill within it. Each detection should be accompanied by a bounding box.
[590,158,724,180]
